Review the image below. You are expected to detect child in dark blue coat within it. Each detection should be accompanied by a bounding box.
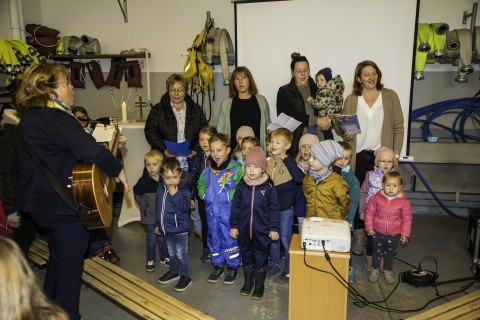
[155,157,192,292]
[230,147,279,299]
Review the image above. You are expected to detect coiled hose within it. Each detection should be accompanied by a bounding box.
[410,97,480,219]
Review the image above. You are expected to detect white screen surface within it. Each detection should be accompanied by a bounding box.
[236,0,418,156]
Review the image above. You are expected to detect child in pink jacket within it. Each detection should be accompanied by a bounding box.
[365,172,412,285]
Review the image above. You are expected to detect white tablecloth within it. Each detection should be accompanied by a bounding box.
[118,121,151,227]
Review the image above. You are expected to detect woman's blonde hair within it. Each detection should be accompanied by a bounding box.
[0,237,68,320]
[15,64,69,117]
[166,73,188,92]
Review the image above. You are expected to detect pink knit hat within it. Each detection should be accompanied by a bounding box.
[244,146,267,171]
[299,133,320,148]
[375,146,398,169]
[236,126,255,141]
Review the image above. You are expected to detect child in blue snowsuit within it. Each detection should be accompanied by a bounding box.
[198,133,244,285]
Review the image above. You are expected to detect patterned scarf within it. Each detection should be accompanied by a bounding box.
[309,167,333,184]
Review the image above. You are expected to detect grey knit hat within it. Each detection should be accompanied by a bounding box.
[310,140,344,168]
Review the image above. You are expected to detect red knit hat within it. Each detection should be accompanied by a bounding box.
[244,146,267,171]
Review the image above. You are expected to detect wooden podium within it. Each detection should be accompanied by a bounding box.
[289,234,349,320]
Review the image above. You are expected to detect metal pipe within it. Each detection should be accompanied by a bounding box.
[9,0,21,40]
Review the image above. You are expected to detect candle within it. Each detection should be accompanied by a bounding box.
[121,102,128,121]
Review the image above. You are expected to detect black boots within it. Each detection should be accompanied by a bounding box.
[252,267,267,299]
[240,265,255,296]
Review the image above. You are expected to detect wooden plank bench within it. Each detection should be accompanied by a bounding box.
[406,290,480,320]
[29,239,214,320]
[28,238,49,267]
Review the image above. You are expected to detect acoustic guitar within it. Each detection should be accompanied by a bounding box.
[72,119,120,229]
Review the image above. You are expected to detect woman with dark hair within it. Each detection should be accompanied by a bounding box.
[15,63,129,320]
[145,73,208,171]
[217,66,271,150]
[342,60,404,256]
[276,53,331,156]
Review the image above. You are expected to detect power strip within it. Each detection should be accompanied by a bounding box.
[399,156,415,162]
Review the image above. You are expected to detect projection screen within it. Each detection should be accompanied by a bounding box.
[235,0,418,156]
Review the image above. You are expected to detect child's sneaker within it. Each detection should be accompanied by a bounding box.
[274,272,289,283]
[368,268,379,283]
[366,255,372,271]
[266,263,280,277]
[348,266,356,283]
[145,260,155,272]
[174,276,193,292]
[384,270,396,285]
[208,265,224,283]
[223,266,238,285]
[159,258,170,268]
[200,248,210,263]
[157,271,180,284]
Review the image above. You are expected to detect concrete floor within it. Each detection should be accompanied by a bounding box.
[33,207,479,320]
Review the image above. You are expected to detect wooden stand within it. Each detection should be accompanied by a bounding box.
[289,234,350,320]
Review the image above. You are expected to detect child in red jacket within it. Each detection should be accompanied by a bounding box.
[365,172,412,285]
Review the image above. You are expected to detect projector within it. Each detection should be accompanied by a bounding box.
[301,217,351,252]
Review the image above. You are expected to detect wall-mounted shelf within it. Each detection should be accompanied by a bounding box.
[50,53,150,61]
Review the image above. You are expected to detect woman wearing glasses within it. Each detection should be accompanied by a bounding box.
[145,74,208,170]
[342,60,404,257]
[15,63,129,320]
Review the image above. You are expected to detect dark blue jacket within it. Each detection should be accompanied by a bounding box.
[187,150,211,197]
[266,156,305,211]
[230,177,280,242]
[16,107,122,215]
[155,181,191,235]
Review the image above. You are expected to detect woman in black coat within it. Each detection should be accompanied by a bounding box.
[145,73,208,170]
[15,63,129,320]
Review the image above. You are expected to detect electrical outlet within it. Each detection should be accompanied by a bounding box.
[400,156,414,162]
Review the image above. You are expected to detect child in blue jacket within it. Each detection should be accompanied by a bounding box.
[155,157,192,292]
[230,146,279,299]
[334,142,360,283]
[198,133,244,285]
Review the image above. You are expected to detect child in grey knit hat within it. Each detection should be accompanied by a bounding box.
[302,140,350,220]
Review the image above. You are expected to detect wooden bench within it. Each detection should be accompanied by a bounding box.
[28,239,214,320]
[406,290,480,320]
[28,238,49,267]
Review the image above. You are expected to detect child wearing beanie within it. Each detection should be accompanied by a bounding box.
[232,126,256,162]
[359,146,398,272]
[230,146,280,299]
[294,133,319,234]
[306,68,345,140]
[302,140,350,220]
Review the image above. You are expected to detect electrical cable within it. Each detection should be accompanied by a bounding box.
[302,241,479,314]
[409,162,466,220]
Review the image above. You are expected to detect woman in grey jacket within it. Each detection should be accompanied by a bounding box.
[217,66,271,150]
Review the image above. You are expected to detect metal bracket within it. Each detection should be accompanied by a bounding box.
[117,0,128,23]
[462,2,478,25]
